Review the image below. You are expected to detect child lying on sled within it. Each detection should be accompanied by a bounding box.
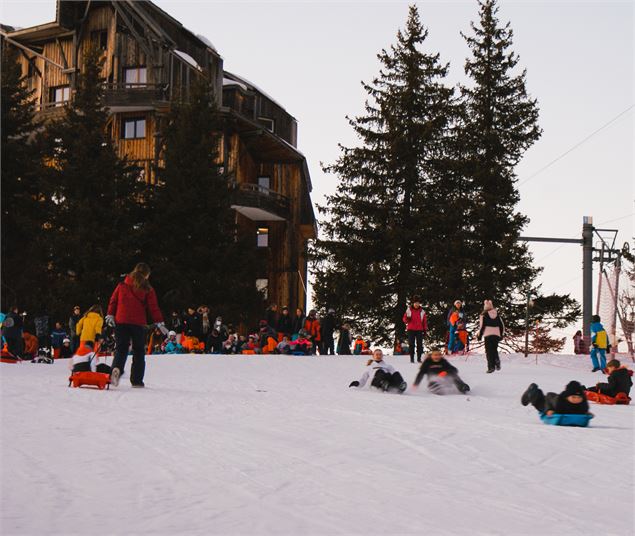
[412,349,470,393]
[521,380,590,416]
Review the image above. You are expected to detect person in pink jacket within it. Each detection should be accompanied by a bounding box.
[477,299,505,373]
[402,295,428,363]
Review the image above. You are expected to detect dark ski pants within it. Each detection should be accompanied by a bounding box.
[530,388,559,414]
[407,330,423,363]
[322,336,335,355]
[484,336,501,371]
[5,335,23,358]
[371,369,405,390]
[112,324,146,384]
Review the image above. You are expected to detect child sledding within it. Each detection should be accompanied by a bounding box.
[349,349,407,393]
[521,381,593,427]
[585,359,632,405]
[412,349,470,394]
[68,341,112,390]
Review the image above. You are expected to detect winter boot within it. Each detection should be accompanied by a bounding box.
[110,367,121,387]
[398,381,408,393]
[458,382,470,394]
[380,379,390,392]
[131,382,145,388]
[521,383,539,406]
[486,368,494,373]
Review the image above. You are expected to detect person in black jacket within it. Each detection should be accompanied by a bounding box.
[521,381,590,415]
[337,323,352,355]
[266,304,279,332]
[412,349,470,393]
[277,306,293,337]
[2,306,24,357]
[167,310,184,337]
[68,305,81,352]
[320,308,337,355]
[586,359,632,397]
[183,307,203,340]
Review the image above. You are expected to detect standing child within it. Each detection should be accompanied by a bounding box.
[51,321,68,359]
[337,323,352,355]
[76,305,104,348]
[589,315,610,372]
[412,349,470,394]
[59,337,73,359]
[477,300,505,373]
[349,349,407,393]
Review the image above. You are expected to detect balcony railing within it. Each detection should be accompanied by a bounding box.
[230,181,290,221]
[103,83,168,108]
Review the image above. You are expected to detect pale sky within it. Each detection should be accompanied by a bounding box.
[2,0,633,340]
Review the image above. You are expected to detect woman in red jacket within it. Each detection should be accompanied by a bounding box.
[106,263,164,388]
[403,295,428,364]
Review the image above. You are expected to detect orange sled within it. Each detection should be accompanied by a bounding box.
[68,371,110,390]
[585,390,631,405]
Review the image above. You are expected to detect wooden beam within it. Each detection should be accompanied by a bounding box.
[0,32,66,70]
[124,0,175,47]
[18,48,42,78]
[55,38,68,69]
[112,2,154,61]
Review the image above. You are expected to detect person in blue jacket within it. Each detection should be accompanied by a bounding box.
[590,314,610,372]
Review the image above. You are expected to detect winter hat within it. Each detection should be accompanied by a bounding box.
[483,300,494,311]
[563,381,585,398]
[168,330,177,338]
[591,314,601,323]
[62,338,71,344]
[412,295,421,303]
[259,319,268,327]
[454,300,462,307]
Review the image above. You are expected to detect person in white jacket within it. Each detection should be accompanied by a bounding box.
[349,349,407,393]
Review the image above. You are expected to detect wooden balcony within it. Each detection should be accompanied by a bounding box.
[230,182,290,221]
[103,83,169,111]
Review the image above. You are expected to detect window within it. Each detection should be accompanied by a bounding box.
[124,66,147,86]
[257,176,270,194]
[90,30,108,51]
[122,117,146,139]
[258,117,275,132]
[50,85,70,106]
[256,279,269,299]
[257,227,269,248]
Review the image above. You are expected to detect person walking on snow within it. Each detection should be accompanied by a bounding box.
[477,300,504,373]
[589,314,610,372]
[106,263,165,388]
[348,348,407,393]
[403,296,427,363]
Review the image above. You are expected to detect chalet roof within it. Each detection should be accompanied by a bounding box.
[224,71,293,120]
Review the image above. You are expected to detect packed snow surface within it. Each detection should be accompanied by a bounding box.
[1,353,633,535]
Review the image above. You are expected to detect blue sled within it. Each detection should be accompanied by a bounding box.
[540,413,593,427]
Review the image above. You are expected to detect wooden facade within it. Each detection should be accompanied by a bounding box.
[2,0,316,313]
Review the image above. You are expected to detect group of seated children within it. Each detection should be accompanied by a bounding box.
[349,348,470,395]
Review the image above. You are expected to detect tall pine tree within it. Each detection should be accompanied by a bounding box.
[40,46,148,317]
[459,0,578,337]
[144,79,262,324]
[313,5,457,343]
[1,45,49,312]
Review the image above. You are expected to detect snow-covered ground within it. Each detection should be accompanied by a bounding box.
[1,353,633,535]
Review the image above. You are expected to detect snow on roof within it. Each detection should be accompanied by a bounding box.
[224,71,288,115]
[196,34,217,52]
[223,77,248,91]
[173,49,202,72]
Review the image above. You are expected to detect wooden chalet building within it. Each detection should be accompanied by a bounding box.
[2,0,316,313]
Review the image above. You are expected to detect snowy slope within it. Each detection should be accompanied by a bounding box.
[1,353,633,535]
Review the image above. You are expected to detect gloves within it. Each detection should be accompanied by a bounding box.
[405,308,412,319]
[349,381,360,388]
[156,322,168,335]
[105,315,115,327]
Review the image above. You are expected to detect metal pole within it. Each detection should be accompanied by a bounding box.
[582,217,594,347]
[595,243,605,316]
[524,292,531,357]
